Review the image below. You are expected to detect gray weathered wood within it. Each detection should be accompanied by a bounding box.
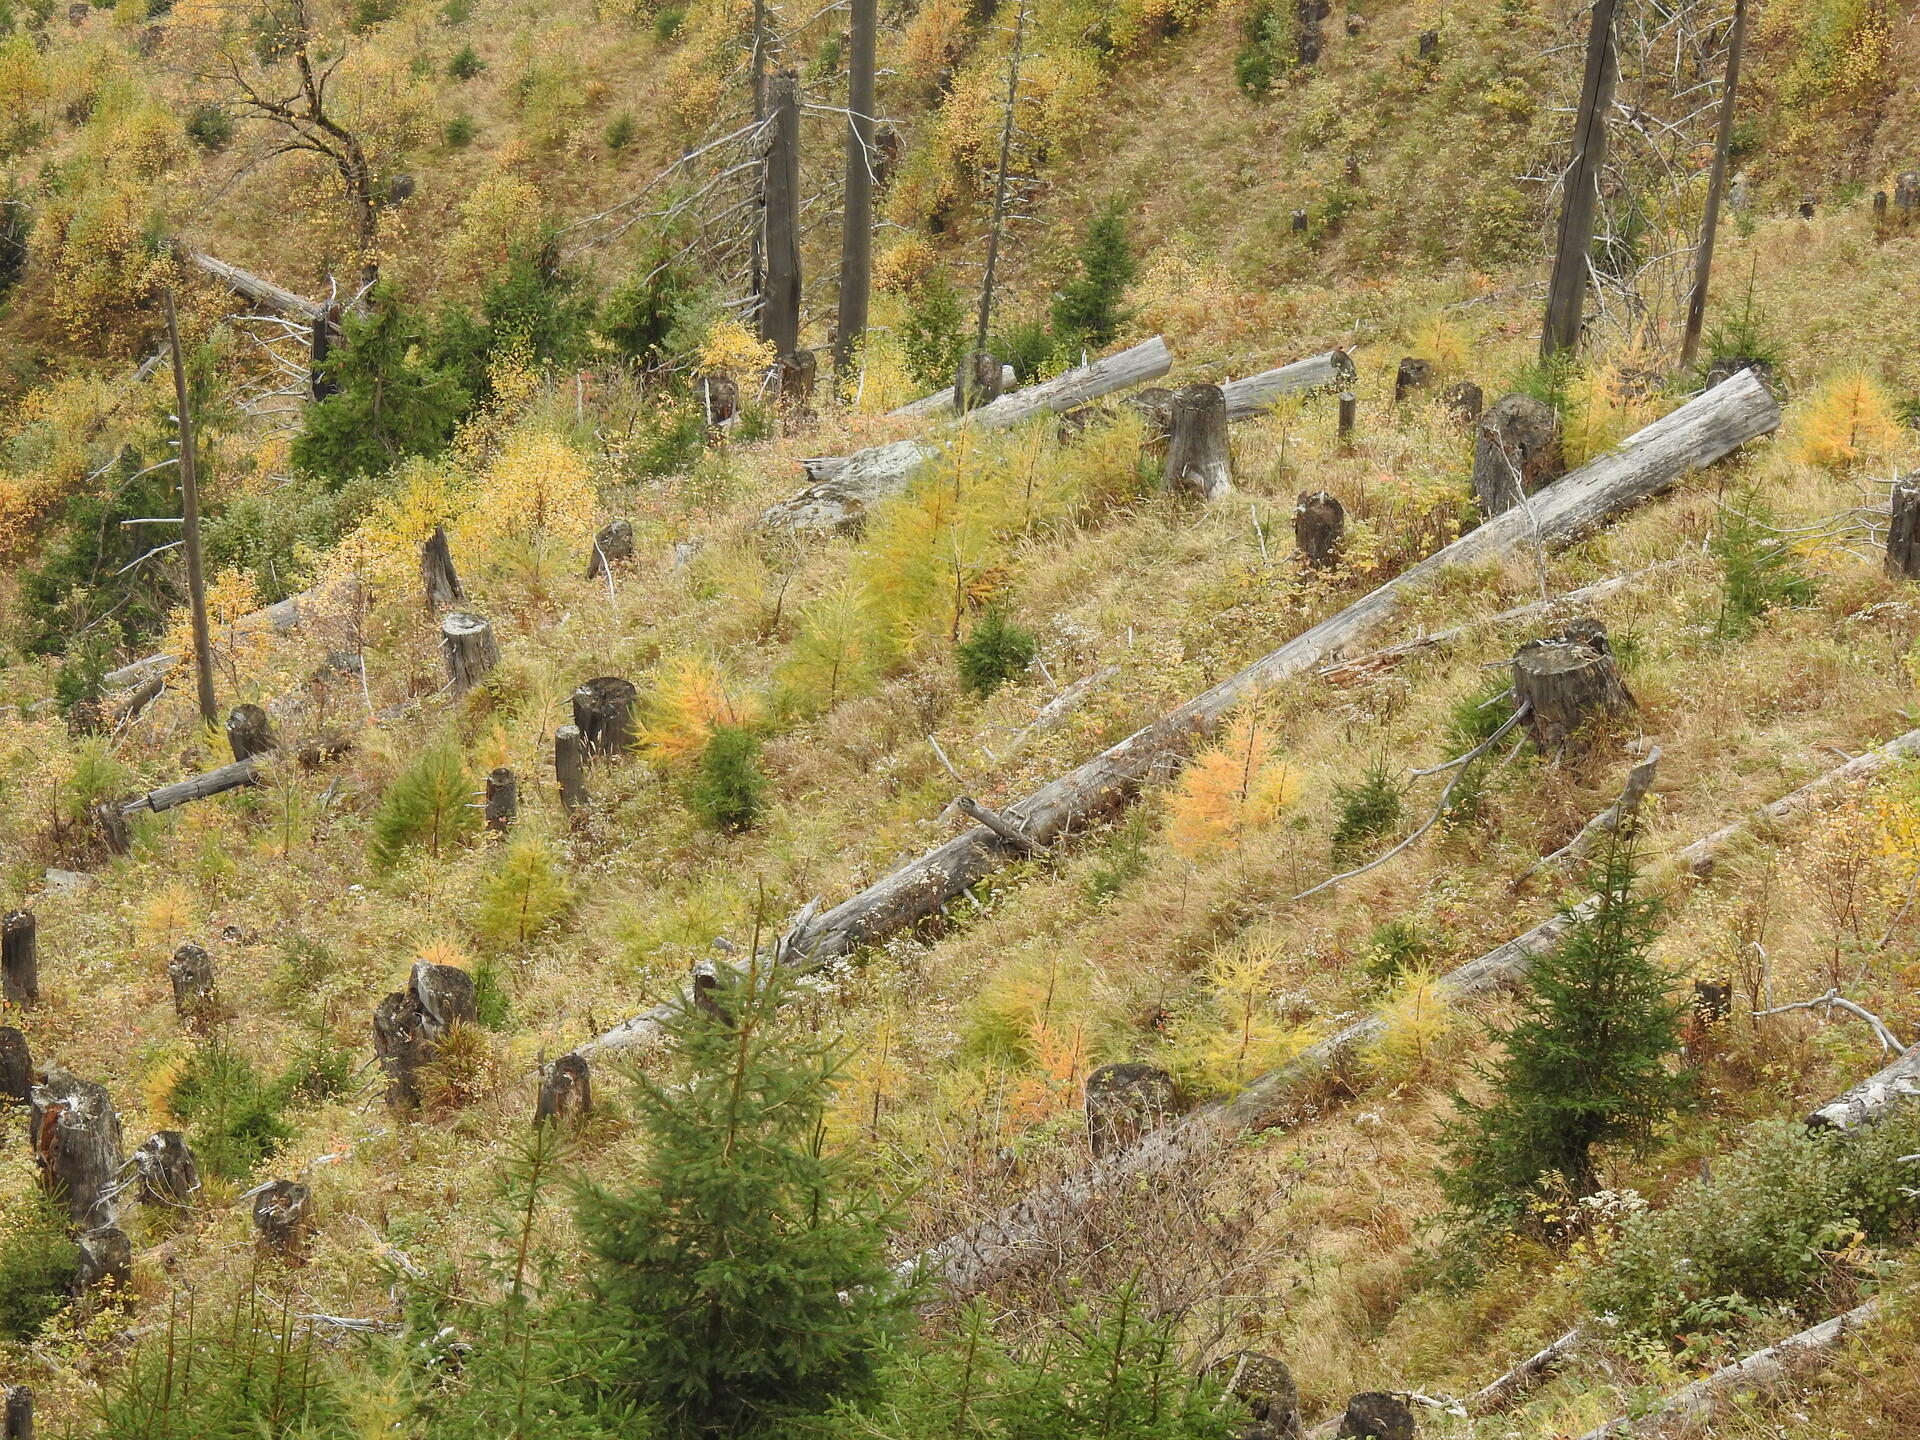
[168,943,217,1021]
[123,758,260,815]
[0,1026,31,1103]
[555,726,588,812]
[485,767,517,833]
[135,1129,201,1206]
[253,1178,313,1260]
[179,246,328,321]
[834,0,878,374]
[440,612,498,695]
[2,910,36,1007]
[373,962,476,1109]
[586,519,635,580]
[535,1052,592,1128]
[226,703,277,763]
[1465,1327,1584,1416]
[760,72,802,356]
[1533,746,1660,874]
[29,1067,124,1228]
[1220,350,1356,420]
[1294,490,1345,566]
[421,525,465,609]
[4,1385,30,1440]
[1162,384,1233,500]
[74,1225,131,1294]
[572,677,639,758]
[1512,635,1635,752]
[1886,472,1920,580]
[1542,0,1619,358]
[1806,1045,1920,1130]
[587,370,1780,1064]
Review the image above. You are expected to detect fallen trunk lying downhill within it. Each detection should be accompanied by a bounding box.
[180,246,329,322]
[1218,349,1356,419]
[1574,1300,1880,1440]
[584,369,1778,1063]
[769,337,1174,532]
[911,720,1920,1297]
[104,588,315,689]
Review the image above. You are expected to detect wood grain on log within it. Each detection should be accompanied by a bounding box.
[0,1026,31,1103]
[440,612,498,696]
[584,370,1780,1067]
[1806,1045,1920,1130]
[1886,472,1920,580]
[889,335,1173,427]
[2,910,37,1007]
[1465,1327,1584,1416]
[484,767,517,833]
[29,1067,124,1227]
[572,677,639,759]
[179,246,327,321]
[421,525,465,609]
[1162,384,1233,500]
[1473,392,1563,517]
[1294,490,1345,567]
[74,1226,131,1294]
[555,726,588,813]
[225,704,277,763]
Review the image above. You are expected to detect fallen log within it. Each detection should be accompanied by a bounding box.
[104,587,316,689]
[1806,1045,1920,1130]
[1573,1299,1879,1440]
[909,718,1919,1297]
[1465,1326,1584,1416]
[584,368,1779,1063]
[179,246,327,322]
[1219,349,1355,420]
[884,335,1174,426]
[1528,746,1660,877]
[122,758,260,816]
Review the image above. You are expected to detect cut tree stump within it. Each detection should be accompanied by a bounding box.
[2,910,37,1007]
[0,1026,31,1102]
[571,677,639,759]
[1443,380,1483,428]
[484,767,517,833]
[535,1052,592,1128]
[167,943,216,1022]
[955,350,1004,412]
[1085,1062,1179,1157]
[1885,472,1920,580]
[697,373,739,426]
[440,612,499,696]
[135,1130,200,1206]
[74,1226,131,1295]
[1163,384,1233,500]
[1512,636,1635,753]
[29,1067,124,1227]
[1294,491,1346,567]
[555,726,588,813]
[1473,392,1563,517]
[373,962,477,1109]
[91,802,132,858]
[1393,356,1433,404]
[1336,1393,1415,1440]
[776,349,818,413]
[4,1386,30,1440]
[225,704,277,763]
[1211,1352,1302,1440]
[1337,390,1356,441]
[421,525,465,609]
[253,1178,313,1260]
[586,519,635,580]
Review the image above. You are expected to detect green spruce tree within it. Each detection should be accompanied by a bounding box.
[1050,202,1136,353]
[1441,825,1688,1213]
[369,739,476,870]
[685,725,769,833]
[573,964,905,1440]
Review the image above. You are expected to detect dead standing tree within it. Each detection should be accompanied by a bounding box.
[1541,0,1620,359]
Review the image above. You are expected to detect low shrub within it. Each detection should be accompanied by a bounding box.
[956,604,1036,698]
[686,725,768,833]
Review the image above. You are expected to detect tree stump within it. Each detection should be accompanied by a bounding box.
[1417,27,1438,57]
[1472,392,1563,517]
[74,1226,132,1295]
[692,965,735,1027]
[1442,379,1483,428]
[167,943,217,1022]
[4,1386,31,1440]
[29,1067,124,1227]
[135,1130,200,1207]
[1290,209,1308,233]
[0,1026,30,1103]
[1163,384,1233,501]
[1297,0,1329,63]
[1293,491,1346,567]
[440,612,499,696]
[955,350,1004,413]
[1337,1392,1416,1440]
[1393,356,1433,405]
[421,524,465,609]
[1337,390,1356,442]
[91,801,132,857]
[555,725,588,813]
[225,704,277,764]
[535,1052,592,1128]
[373,962,477,1108]
[776,349,818,413]
[571,677,639,759]
[1209,1352,1302,1439]
[3,911,37,1007]
[697,373,739,426]
[253,1178,313,1261]
[1084,1062,1178,1157]
[1512,637,1635,754]
[585,519,635,580]
[1885,473,1920,580]
[484,767,518,833]
[1798,195,1816,219]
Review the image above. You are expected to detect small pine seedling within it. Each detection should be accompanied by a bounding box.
[955,604,1036,699]
[1330,754,1406,860]
[686,724,769,833]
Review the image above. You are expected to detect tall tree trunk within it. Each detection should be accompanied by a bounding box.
[1679,0,1748,370]
[761,72,803,357]
[164,290,218,727]
[973,0,1027,361]
[1541,0,1619,361]
[834,0,877,376]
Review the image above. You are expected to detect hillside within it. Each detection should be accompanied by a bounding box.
[6,0,1920,1436]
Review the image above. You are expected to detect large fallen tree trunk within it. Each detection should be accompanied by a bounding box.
[1574,1299,1879,1440]
[586,369,1778,1063]
[1219,350,1356,419]
[1806,1045,1920,1129]
[179,246,328,322]
[770,337,1173,532]
[909,720,1920,1297]
[122,759,260,816]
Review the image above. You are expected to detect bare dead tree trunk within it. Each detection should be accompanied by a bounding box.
[75,1226,131,1294]
[134,1130,201,1207]
[123,759,261,815]
[760,72,802,357]
[440,612,498,696]
[485,767,517,833]
[1337,390,1356,441]
[164,289,217,728]
[3,1386,30,1440]
[1886,473,1920,580]
[225,704,277,762]
[973,0,1027,362]
[1162,384,1232,499]
[776,348,818,414]
[421,524,464,609]
[2,911,37,1007]
[572,678,639,758]
[1542,0,1620,360]
[1678,0,1749,370]
[955,349,1005,413]
[834,0,878,376]
[309,301,341,400]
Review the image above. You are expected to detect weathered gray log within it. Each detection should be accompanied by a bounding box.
[29,1067,124,1227]
[104,586,315,689]
[440,612,498,696]
[1162,384,1233,500]
[1128,386,1176,434]
[122,758,260,816]
[1294,490,1345,567]
[484,767,517,833]
[955,798,1047,854]
[1336,1394,1415,1440]
[168,943,217,1021]
[890,335,1173,427]
[1211,1352,1302,1439]
[1393,356,1433,405]
[74,1226,131,1295]
[1512,636,1635,752]
[253,1178,313,1260]
[535,1052,592,1128]
[1885,472,1920,580]
[1806,1045,1920,1130]
[225,703,277,763]
[91,801,133,857]
[1532,746,1660,874]
[1443,379,1484,428]
[0,1027,31,1102]
[3,1386,30,1440]
[1573,1299,1878,1440]
[1464,1327,1584,1416]
[555,726,588,812]
[586,369,1780,1064]
[135,1129,200,1206]
[697,372,740,425]
[179,246,327,321]
[421,525,465,609]
[1473,392,1564,516]
[1085,1062,1177,1157]
[1010,666,1118,751]
[586,519,635,580]
[373,961,477,1109]
[572,677,639,759]
[2,910,37,1007]
[1220,350,1356,420]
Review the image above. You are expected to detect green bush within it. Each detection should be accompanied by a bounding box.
[348,0,395,30]
[1234,0,1293,97]
[0,188,29,302]
[448,42,485,79]
[955,605,1037,698]
[1438,677,1517,825]
[369,740,476,870]
[685,725,768,833]
[0,1184,78,1339]
[622,402,707,478]
[170,1041,295,1180]
[1085,808,1152,905]
[990,316,1058,384]
[470,957,513,1030]
[600,235,706,369]
[1363,918,1437,984]
[184,103,233,151]
[604,111,637,150]
[1330,755,1405,860]
[440,0,470,22]
[443,112,476,147]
